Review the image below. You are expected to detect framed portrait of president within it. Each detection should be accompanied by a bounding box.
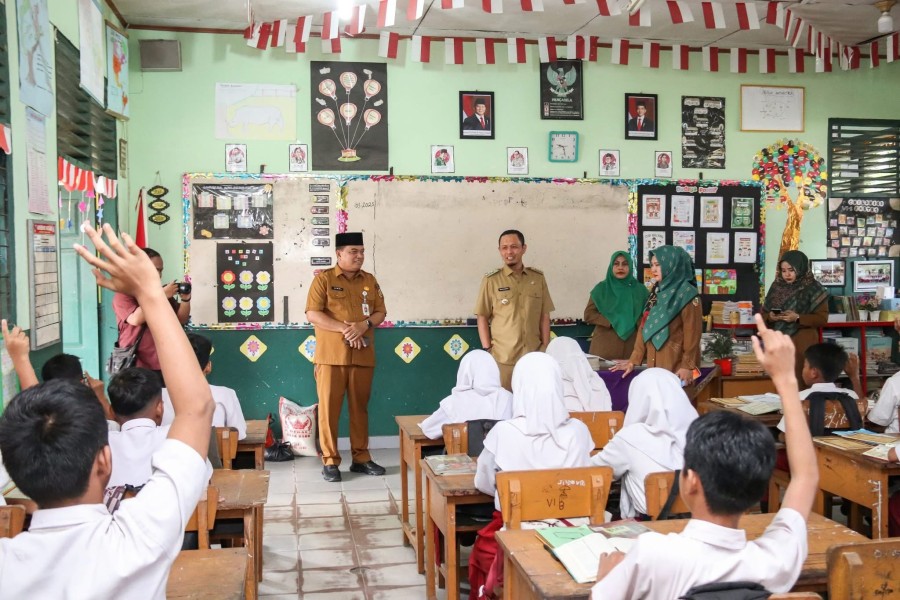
[625,93,658,140]
[459,91,495,140]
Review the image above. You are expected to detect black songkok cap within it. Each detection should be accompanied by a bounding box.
[335,232,364,247]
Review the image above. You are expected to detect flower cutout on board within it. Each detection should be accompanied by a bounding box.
[299,335,317,362]
[221,270,236,290]
[239,297,253,317]
[239,270,254,290]
[256,270,271,290]
[443,334,469,361]
[394,336,421,364]
[259,225,270,236]
[221,296,237,317]
[240,335,267,362]
[256,296,271,316]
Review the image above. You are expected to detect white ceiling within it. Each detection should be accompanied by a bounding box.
[113,0,898,49]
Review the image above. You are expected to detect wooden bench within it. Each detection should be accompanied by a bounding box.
[827,538,900,598]
[215,427,240,469]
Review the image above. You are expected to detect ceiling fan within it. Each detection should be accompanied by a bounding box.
[874,0,896,33]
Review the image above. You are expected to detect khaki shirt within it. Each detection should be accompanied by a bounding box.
[474,265,554,365]
[305,266,386,367]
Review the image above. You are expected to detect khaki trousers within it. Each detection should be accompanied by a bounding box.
[497,362,514,392]
[315,364,374,467]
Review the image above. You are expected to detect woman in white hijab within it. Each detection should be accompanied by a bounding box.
[419,350,513,440]
[545,336,612,412]
[591,368,698,518]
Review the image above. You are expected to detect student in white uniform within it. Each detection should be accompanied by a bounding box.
[0,224,214,599]
[545,336,611,412]
[418,349,513,440]
[160,333,247,439]
[592,315,818,598]
[867,368,900,433]
[590,367,698,518]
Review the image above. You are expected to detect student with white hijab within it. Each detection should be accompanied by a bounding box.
[591,368,698,518]
[418,350,513,440]
[545,336,612,412]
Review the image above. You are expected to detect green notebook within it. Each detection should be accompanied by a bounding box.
[535,525,593,549]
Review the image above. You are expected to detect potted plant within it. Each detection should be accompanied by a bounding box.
[855,294,879,321]
[703,332,735,376]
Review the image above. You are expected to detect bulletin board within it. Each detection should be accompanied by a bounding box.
[826,197,900,259]
[634,181,764,312]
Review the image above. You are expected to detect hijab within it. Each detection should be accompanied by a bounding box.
[545,337,612,412]
[642,245,699,350]
[589,251,649,341]
[438,350,512,422]
[763,250,829,336]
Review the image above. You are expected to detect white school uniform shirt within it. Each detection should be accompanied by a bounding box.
[0,439,207,599]
[0,450,9,506]
[591,508,808,599]
[868,371,900,433]
[775,382,859,432]
[419,350,513,440]
[591,368,698,517]
[546,337,612,412]
[161,384,247,439]
[108,418,171,487]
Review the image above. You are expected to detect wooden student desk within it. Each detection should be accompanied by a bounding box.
[496,512,867,600]
[167,547,249,599]
[813,434,900,539]
[422,458,492,600]
[211,469,270,600]
[396,415,445,574]
[236,420,267,470]
[697,399,783,429]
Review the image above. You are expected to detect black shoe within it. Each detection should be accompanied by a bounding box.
[349,460,386,476]
[322,465,342,482]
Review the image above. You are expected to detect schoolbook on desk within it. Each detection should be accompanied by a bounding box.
[423,454,477,475]
[546,531,637,584]
[833,429,898,446]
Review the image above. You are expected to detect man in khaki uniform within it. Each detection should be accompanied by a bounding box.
[475,229,555,389]
[306,232,387,482]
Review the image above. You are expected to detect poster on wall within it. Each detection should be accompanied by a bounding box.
[17,0,54,117]
[78,0,105,106]
[540,60,583,120]
[311,61,388,171]
[106,22,129,119]
[215,83,297,141]
[216,243,274,323]
[192,183,273,240]
[681,96,725,169]
[27,220,61,349]
[827,197,899,259]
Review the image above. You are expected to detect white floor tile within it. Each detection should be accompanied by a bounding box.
[296,516,351,535]
[342,488,391,503]
[257,570,299,595]
[299,548,357,569]
[362,563,426,587]
[296,491,344,505]
[298,531,355,551]
[298,503,345,519]
[357,544,417,566]
[299,568,363,593]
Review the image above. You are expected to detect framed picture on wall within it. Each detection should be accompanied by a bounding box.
[225,144,247,173]
[853,260,893,292]
[288,144,308,172]
[810,259,845,286]
[625,93,658,140]
[507,147,528,175]
[655,151,673,178]
[599,149,620,177]
[431,145,455,174]
[459,91,494,139]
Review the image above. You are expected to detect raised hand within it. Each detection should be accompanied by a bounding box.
[73,223,164,303]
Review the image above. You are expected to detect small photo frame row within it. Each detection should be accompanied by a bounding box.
[811,258,894,292]
[432,145,530,175]
[224,143,310,173]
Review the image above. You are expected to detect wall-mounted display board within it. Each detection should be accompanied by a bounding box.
[826,197,900,259]
[28,220,61,349]
[740,85,804,132]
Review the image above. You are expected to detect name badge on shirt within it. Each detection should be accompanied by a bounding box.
[498,287,511,292]
[362,303,371,316]
[331,286,344,291]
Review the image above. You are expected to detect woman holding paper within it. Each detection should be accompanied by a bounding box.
[584,251,648,360]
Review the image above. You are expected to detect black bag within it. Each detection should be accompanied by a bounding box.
[265,441,295,462]
[465,419,499,458]
[679,581,770,600]
[657,469,691,520]
[106,325,147,376]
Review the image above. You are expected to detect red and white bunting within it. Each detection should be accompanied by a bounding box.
[58,158,91,193]
[789,48,805,73]
[629,9,650,27]
[411,35,432,62]
[642,42,661,68]
[521,0,544,10]
[701,2,726,29]
[611,38,630,65]
[344,5,366,35]
[270,19,287,47]
[888,33,899,62]
[538,36,557,62]
[816,51,832,73]
[476,38,497,64]
[702,46,720,71]
[595,0,621,16]
[770,2,786,28]
[783,11,799,44]
[482,0,503,13]
[445,37,464,64]
[805,26,815,54]
[735,3,760,30]
[408,0,425,21]
[296,15,312,47]
[285,23,298,53]
[93,174,117,200]
[672,44,690,70]
[322,36,341,54]
[845,46,860,70]
[441,0,464,7]
[256,22,273,49]
[667,1,694,24]
[321,11,339,40]
[563,0,586,4]
[378,0,397,27]
[837,43,847,69]
[758,48,776,73]
[588,36,598,61]
[507,37,527,63]
[245,23,260,47]
[378,31,400,58]
[871,41,880,69]
[567,35,587,60]
[729,47,748,73]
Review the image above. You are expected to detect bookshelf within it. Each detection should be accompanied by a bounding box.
[818,321,899,396]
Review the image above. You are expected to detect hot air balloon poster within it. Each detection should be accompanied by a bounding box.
[311,61,388,171]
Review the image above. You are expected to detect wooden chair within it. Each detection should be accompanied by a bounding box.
[215,427,239,469]
[442,422,467,455]
[769,594,822,599]
[827,538,900,599]
[0,505,26,538]
[497,466,614,529]
[569,411,625,453]
[767,468,791,513]
[185,485,219,549]
[643,471,691,519]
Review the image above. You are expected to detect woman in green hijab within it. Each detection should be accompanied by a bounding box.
[584,251,648,360]
[612,245,703,384]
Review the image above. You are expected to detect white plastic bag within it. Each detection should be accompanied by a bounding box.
[279,396,319,457]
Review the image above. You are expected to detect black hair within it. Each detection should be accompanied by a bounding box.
[498,229,525,246]
[41,353,84,381]
[0,379,108,506]
[683,411,775,515]
[636,101,647,108]
[804,343,847,382]
[107,367,163,418]
[188,333,213,370]
[143,247,161,260]
[474,97,487,107]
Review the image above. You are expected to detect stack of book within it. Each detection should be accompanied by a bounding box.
[734,351,764,375]
[865,331,893,374]
[708,301,741,324]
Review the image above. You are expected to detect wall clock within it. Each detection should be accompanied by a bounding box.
[549,131,579,162]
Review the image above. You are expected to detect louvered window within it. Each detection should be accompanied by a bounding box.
[829,118,900,198]
[0,5,14,322]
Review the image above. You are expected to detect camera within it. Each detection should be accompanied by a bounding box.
[177,282,192,295]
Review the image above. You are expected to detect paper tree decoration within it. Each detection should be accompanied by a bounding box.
[315,70,383,162]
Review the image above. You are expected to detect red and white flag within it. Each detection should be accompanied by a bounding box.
[378,0,397,27]
[629,9,650,27]
[758,48,776,73]
[672,44,690,70]
[410,35,432,62]
[611,38,630,65]
[888,32,900,62]
[322,36,341,54]
[563,0,586,4]
[701,2,726,29]
[378,31,400,58]
[870,41,880,69]
[642,42,661,68]
[815,52,832,73]
[702,46,721,71]
[93,174,117,200]
[408,0,425,21]
[567,35,587,60]
[765,1,782,26]
[0,124,10,155]
[783,11,800,44]
[134,190,148,249]
[344,5,366,35]
[270,19,287,47]
[667,1,694,24]
[789,48,805,73]
[846,46,860,70]
[729,48,748,73]
[482,0,503,13]
[256,22,273,49]
[290,16,312,53]
[441,0,464,7]
[538,37,557,62]
[245,23,261,48]
[735,3,760,30]
[445,37,464,64]
[595,0,621,16]
[521,0,544,10]
[476,38,497,64]
[507,37,527,63]
[588,36,598,61]
[285,23,298,53]
[321,11,339,40]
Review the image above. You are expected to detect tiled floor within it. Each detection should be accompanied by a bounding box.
[261,448,460,599]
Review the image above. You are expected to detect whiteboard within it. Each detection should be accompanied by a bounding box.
[740,85,805,132]
[345,179,629,322]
